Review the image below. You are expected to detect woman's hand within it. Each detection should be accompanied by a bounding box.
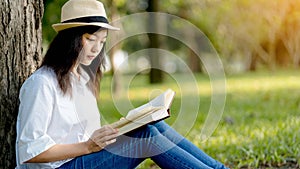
[85,125,119,153]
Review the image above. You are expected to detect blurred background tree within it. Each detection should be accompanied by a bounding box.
[42,0,300,77]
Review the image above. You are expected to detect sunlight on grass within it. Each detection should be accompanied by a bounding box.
[98,70,300,168]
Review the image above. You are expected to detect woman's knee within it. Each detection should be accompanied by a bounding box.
[124,124,161,139]
[142,124,161,137]
[150,120,169,131]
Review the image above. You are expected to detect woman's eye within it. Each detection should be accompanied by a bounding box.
[87,37,96,41]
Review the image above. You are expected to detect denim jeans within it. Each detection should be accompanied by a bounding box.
[58,121,229,169]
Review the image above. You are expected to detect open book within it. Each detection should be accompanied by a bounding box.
[110,89,175,135]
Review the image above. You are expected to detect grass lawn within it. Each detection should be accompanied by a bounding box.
[98,69,300,169]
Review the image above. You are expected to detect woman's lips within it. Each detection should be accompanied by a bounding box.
[87,55,95,60]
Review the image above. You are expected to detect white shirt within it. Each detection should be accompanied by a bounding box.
[15,66,101,169]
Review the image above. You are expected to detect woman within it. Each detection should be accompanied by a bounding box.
[16,0,229,168]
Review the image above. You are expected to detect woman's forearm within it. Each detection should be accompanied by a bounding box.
[26,125,118,163]
[26,142,90,163]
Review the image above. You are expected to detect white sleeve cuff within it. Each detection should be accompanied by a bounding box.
[18,134,56,164]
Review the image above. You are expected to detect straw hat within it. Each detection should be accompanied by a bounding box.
[52,0,120,32]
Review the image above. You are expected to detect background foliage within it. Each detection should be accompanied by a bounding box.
[43,0,300,73]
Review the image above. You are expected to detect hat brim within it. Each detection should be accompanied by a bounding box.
[52,22,120,32]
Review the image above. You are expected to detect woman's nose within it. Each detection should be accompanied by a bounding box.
[92,43,102,53]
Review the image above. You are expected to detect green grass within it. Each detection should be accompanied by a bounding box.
[98,70,300,169]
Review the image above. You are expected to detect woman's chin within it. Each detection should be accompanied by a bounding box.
[80,60,93,66]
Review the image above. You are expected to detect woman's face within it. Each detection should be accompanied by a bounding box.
[79,29,107,65]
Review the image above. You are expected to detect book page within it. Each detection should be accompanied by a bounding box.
[126,89,175,118]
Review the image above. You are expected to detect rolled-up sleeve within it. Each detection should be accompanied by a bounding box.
[17,75,56,164]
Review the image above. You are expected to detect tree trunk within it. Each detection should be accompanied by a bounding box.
[0,1,43,168]
[147,0,163,84]
[107,0,122,96]
[249,52,258,71]
[188,50,202,72]
[179,1,202,73]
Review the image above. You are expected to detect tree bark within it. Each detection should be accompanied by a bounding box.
[0,0,43,168]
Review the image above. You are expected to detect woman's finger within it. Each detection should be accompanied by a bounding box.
[90,126,119,148]
[100,138,117,148]
[93,130,118,142]
[95,132,119,146]
[96,126,117,137]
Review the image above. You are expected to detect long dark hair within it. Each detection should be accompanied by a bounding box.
[41,26,106,98]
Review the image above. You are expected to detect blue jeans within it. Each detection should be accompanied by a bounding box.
[58,121,229,169]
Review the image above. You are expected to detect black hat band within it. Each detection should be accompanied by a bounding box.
[62,16,109,24]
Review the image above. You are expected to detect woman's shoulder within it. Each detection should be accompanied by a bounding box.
[22,66,57,89]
